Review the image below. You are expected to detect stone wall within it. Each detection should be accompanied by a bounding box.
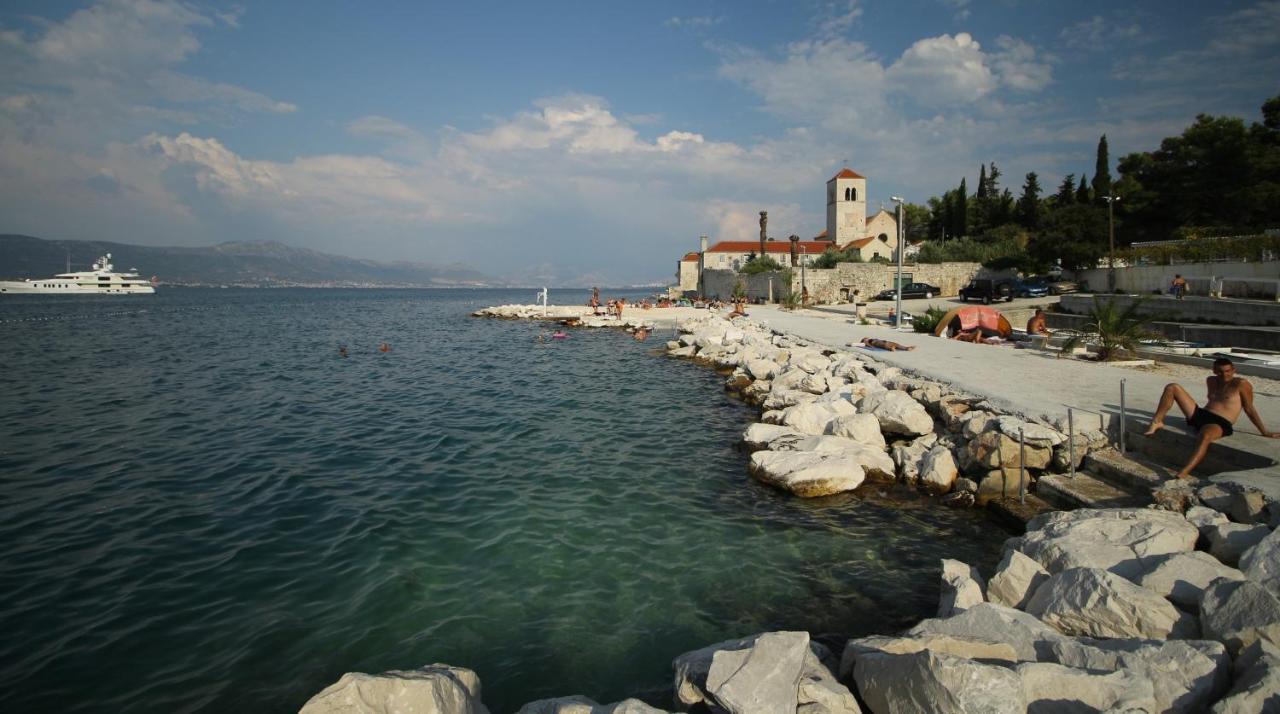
[699,269,791,301]
[802,262,990,303]
[1058,293,1280,327]
[1075,260,1280,299]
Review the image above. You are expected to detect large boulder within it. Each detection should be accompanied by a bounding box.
[906,602,1065,662]
[672,633,858,714]
[974,468,1026,506]
[840,634,1018,680]
[852,650,1024,714]
[749,450,865,497]
[1013,508,1199,578]
[1024,567,1195,640]
[299,665,489,714]
[826,414,886,448]
[742,424,802,452]
[1132,552,1246,611]
[919,446,959,495]
[1210,640,1280,713]
[791,352,833,374]
[1240,528,1280,598]
[987,549,1050,611]
[963,430,1052,471]
[859,391,934,436]
[1015,662,1156,713]
[745,358,781,381]
[1200,579,1280,656]
[769,434,896,482]
[1205,522,1271,567]
[938,559,986,617]
[1048,637,1230,714]
[891,435,935,484]
[780,401,857,436]
[994,416,1066,447]
[515,697,666,714]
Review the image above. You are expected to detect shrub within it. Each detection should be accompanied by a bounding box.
[741,256,785,275]
[912,306,951,334]
[811,247,863,269]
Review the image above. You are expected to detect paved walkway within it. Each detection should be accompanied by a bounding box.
[747,305,1280,492]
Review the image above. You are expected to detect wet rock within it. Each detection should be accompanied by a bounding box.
[1048,637,1230,714]
[826,414,886,448]
[938,559,986,617]
[749,450,866,497]
[987,549,1050,611]
[1200,579,1280,656]
[1016,508,1199,578]
[1132,551,1246,611]
[859,391,934,436]
[1015,662,1156,713]
[1210,640,1280,713]
[852,650,1024,714]
[1205,522,1270,567]
[975,468,1027,506]
[941,491,975,508]
[906,602,1066,662]
[299,665,489,714]
[1025,567,1195,640]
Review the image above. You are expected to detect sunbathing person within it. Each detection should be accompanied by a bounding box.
[1026,308,1050,336]
[861,337,916,351]
[1145,357,1279,478]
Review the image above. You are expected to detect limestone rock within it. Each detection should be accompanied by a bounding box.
[1024,567,1194,640]
[859,391,934,436]
[799,373,831,395]
[1240,527,1280,599]
[1153,479,1200,513]
[987,549,1050,611]
[1015,662,1156,713]
[840,633,1018,680]
[742,423,803,452]
[669,346,696,357]
[792,352,833,375]
[994,416,1066,446]
[1132,551,1246,611]
[852,650,1024,714]
[745,358,781,381]
[1186,505,1230,537]
[826,414,886,448]
[907,602,1065,662]
[975,468,1026,506]
[919,446,959,495]
[1016,508,1199,578]
[515,696,667,714]
[780,400,857,436]
[1210,640,1280,713]
[964,430,1051,471]
[300,665,489,714]
[960,411,997,439]
[1049,636,1229,714]
[938,559,986,617]
[1200,578,1280,656]
[769,434,896,482]
[764,389,817,411]
[955,477,978,494]
[1199,483,1269,524]
[749,450,866,497]
[1205,522,1270,567]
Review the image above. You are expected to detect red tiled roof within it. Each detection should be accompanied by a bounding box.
[681,252,699,262]
[707,240,836,254]
[829,168,865,181]
[844,237,876,249]
[813,229,828,239]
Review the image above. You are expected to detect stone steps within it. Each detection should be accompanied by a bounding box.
[986,493,1055,533]
[1036,472,1150,510]
[1082,448,1167,491]
[1122,421,1277,476]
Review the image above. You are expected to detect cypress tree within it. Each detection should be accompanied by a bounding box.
[1092,134,1112,202]
[1056,174,1076,204]
[976,165,988,199]
[956,177,968,238]
[1017,172,1042,229]
[1076,173,1091,203]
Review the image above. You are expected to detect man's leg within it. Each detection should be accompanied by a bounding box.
[1145,383,1197,435]
[1177,424,1223,479]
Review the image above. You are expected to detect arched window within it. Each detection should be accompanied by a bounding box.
[844,187,851,201]
[850,187,857,201]
[878,233,889,242]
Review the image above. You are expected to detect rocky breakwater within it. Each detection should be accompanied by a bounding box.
[472,304,658,331]
[296,508,1280,712]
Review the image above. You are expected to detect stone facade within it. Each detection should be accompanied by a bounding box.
[801,262,988,303]
[827,168,868,245]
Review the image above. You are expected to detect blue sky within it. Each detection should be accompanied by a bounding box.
[1,1,1277,285]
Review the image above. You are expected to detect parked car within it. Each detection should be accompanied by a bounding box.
[1048,279,1079,295]
[958,278,1014,304]
[875,282,942,300]
[1014,278,1050,298]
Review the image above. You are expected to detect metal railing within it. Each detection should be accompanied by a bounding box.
[1060,378,1129,478]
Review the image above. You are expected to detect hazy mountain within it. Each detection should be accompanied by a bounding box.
[0,235,499,287]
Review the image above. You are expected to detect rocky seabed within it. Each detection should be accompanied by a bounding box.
[301,312,1280,713]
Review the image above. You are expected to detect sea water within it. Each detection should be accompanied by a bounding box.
[0,289,1008,713]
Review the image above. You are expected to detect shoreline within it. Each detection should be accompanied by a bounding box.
[298,305,1280,713]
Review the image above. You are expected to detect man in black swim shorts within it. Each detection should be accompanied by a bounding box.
[1144,358,1279,478]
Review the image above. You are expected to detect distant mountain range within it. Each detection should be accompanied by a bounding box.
[0,234,499,288]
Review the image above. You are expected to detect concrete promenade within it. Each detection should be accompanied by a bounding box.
[745,304,1280,493]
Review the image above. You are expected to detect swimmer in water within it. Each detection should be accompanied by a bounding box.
[552,330,569,339]
[338,345,348,358]
[633,327,650,341]
[378,342,391,352]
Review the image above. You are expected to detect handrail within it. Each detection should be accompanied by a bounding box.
[1060,378,1128,478]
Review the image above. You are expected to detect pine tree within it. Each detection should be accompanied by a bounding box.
[955,177,968,238]
[1056,174,1076,204]
[1016,172,1042,229]
[1076,173,1091,203]
[1092,134,1112,202]
[976,165,988,199]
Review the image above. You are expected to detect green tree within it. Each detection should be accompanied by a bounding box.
[1092,135,1112,203]
[811,247,863,268]
[1055,173,1076,205]
[955,177,969,238]
[1016,172,1043,229]
[976,164,988,200]
[740,256,784,274]
[1076,173,1091,203]
[903,202,931,243]
[1029,203,1108,271]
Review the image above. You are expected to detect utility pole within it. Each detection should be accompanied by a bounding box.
[1104,195,1121,291]
[892,196,905,329]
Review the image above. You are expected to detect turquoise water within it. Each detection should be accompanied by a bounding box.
[0,289,1008,713]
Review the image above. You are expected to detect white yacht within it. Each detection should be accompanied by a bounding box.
[0,253,156,295]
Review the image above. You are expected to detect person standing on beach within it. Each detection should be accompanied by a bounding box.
[1171,274,1187,299]
[616,297,625,321]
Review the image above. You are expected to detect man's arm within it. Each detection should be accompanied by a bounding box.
[1241,381,1280,438]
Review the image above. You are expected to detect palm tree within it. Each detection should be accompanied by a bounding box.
[1060,297,1160,361]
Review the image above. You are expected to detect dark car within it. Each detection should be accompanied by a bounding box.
[958,278,1014,304]
[875,282,942,300]
[1014,278,1050,298]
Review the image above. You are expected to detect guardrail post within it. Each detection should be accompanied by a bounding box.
[1119,379,1127,454]
[1019,427,1026,505]
[1068,408,1076,478]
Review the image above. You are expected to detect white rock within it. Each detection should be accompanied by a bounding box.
[1240,527,1280,599]
[780,401,856,436]
[763,389,817,411]
[1200,578,1280,656]
[987,549,1050,611]
[961,411,997,439]
[1205,522,1270,567]
[938,559,986,617]
[853,650,1024,714]
[742,423,803,452]
[1015,662,1156,713]
[771,434,896,482]
[1133,551,1246,611]
[515,696,667,714]
[1015,508,1199,578]
[919,446,959,495]
[772,367,810,392]
[1025,567,1194,640]
[745,358,781,381]
[1048,637,1230,714]
[826,414,886,448]
[792,352,833,374]
[749,450,866,497]
[840,634,1018,680]
[907,602,1065,662]
[1210,640,1280,714]
[1186,505,1230,535]
[669,346,697,357]
[300,665,489,714]
[860,391,934,436]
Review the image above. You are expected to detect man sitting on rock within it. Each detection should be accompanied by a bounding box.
[1144,357,1279,478]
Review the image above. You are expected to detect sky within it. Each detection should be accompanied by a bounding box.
[1,1,1277,285]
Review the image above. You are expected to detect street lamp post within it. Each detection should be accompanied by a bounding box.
[1104,195,1121,291]
[801,244,807,305]
[891,196,905,329]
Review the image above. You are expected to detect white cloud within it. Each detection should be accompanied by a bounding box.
[665,16,722,29]
[991,36,1053,92]
[815,0,863,39]
[1060,15,1144,50]
[886,33,996,105]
